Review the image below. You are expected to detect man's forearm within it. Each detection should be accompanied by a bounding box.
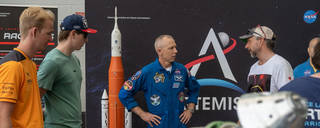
[131,106,145,117]
[0,102,14,128]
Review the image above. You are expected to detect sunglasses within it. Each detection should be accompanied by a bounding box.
[247,24,266,39]
[248,24,276,41]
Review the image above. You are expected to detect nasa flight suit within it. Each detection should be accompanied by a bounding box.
[119,59,200,128]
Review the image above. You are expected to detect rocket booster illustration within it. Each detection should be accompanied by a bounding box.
[111,7,121,57]
[108,6,125,128]
[101,89,108,128]
[125,108,132,128]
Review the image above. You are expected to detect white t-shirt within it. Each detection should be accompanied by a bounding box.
[247,54,293,93]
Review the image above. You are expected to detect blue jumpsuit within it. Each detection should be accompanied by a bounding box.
[293,59,318,78]
[119,59,200,128]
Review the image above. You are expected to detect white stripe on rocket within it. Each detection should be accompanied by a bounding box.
[111,6,122,57]
[101,89,108,128]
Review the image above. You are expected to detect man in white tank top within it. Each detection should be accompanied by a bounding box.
[239,25,293,93]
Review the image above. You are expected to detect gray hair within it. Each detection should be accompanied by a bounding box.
[154,35,174,50]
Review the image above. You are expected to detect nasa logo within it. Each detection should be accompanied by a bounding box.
[304,70,311,76]
[174,69,181,74]
[304,10,318,24]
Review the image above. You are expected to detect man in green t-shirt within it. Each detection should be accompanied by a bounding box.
[37,14,97,128]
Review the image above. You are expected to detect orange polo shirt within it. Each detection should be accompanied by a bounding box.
[0,48,43,128]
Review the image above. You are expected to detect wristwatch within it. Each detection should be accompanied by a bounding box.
[187,108,194,114]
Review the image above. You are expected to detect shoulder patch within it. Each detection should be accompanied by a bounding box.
[123,80,133,91]
[131,70,141,80]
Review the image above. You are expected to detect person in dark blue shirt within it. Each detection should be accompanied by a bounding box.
[119,35,200,128]
[280,39,320,128]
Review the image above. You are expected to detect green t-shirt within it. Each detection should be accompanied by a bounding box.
[38,48,82,128]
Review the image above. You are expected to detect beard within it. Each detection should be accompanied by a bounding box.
[250,51,257,58]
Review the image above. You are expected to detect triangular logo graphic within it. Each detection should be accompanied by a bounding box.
[190,28,237,82]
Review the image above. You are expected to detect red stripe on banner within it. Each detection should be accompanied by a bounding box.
[184,38,237,69]
[0,42,19,45]
[48,43,55,45]
[0,42,55,45]
[34,55,44,57]
[185,55,215,69]
[223,38,237,54]
[0,53,8,56]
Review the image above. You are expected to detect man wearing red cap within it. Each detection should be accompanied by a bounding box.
[239,25,293,93]
[37,14,97,128]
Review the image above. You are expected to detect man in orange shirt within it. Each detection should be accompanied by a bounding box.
[0,7,55,128]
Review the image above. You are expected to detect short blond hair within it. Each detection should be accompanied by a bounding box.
[154,35,174,50]
[19,7,55,39]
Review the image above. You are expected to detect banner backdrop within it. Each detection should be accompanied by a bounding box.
[0,6,58,67]
[86,0,320,127]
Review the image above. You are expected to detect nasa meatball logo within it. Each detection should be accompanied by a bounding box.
[304,10,318,24]
[304,70,311,76]
[174,69,181,74]
[150,94,160,106]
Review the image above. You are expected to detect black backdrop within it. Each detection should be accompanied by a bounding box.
[0,6,58,67]
[85,0,320,127]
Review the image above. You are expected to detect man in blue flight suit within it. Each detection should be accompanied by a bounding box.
[119,35,200,128]
[293,36,320,78]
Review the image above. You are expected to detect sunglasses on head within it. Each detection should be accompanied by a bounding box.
[256,24,267,38]
[247,24,266,39]
[248,25,276,41]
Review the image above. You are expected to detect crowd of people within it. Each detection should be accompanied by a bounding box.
[0,6,318,128]
[0,7,96,128]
